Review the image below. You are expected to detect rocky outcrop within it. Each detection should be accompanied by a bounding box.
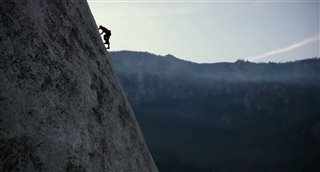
[0,1,157,171]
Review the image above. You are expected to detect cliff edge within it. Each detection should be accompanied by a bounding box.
[0,0,158,171]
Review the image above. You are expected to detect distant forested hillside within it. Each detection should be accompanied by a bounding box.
[110,51,320,172]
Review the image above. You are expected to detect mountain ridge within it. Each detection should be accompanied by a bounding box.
[109,51,320,172]
[110,50,319,64]
[110,51,320,82]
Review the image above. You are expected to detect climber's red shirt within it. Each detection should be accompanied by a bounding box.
[100,26,109,33]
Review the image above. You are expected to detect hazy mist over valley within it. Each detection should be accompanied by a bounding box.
[110,51,320,172]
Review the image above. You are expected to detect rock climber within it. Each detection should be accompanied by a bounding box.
[98,25,111,49]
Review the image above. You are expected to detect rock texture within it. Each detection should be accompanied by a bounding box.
[0,1,158,172]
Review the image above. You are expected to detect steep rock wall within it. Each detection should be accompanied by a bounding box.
[0,0,158,171]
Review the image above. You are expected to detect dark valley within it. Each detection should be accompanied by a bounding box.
[110,51,320,172]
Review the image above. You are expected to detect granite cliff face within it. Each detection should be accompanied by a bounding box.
[0,1,157,171]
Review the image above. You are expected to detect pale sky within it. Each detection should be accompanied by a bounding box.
[88,0,319,63]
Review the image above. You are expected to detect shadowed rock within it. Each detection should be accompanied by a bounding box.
[0,1,158,171]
